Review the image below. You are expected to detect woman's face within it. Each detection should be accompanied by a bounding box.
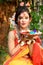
[18,11,31,29]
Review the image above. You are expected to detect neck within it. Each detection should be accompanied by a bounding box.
[19,27,30,33]
[20,28,28,30]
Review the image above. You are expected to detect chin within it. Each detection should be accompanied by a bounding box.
[22,26,27,28]
[22,27,27,29]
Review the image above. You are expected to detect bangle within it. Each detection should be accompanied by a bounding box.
[20,41,25,46]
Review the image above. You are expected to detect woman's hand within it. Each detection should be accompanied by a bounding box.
[33,35,41,44]
[18,39,26,46]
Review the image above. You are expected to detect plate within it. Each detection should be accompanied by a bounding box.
[20,31,42,39]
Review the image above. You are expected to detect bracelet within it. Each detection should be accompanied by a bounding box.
[20,41,25,46]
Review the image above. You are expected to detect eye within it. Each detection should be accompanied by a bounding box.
[19,17,23,19]
[25,17,29,19]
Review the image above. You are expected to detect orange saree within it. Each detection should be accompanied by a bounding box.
[4,44,33,65]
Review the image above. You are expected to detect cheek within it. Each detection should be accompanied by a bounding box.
[26,21,30,26]
[17,19,20,25]
[26,19,30,23]
[18,20,22,25]
[17,21,22,26]
[18,21,20,25]
[26,18,29,21]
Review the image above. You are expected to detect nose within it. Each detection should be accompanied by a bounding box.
[22,18,25,22]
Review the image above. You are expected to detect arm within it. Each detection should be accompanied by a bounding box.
[8,31,21,56]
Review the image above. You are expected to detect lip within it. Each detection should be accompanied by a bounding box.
[22,23,26,25]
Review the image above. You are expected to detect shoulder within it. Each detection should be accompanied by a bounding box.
[8,30,16,39]
[8,30,17,35]
[8,30,14,36]
[8,31,14,40]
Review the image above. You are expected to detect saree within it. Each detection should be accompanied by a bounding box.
[4,45,33,65]
[3,30,43,65]
[3,30,33,65]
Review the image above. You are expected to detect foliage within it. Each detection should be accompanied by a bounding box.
[0,45,8,65]
[30,5,43,31]
[39,5,43,15]
[30,11,41,30]
[0,0,7,3]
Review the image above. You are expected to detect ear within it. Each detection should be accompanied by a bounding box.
[29,17,32,23]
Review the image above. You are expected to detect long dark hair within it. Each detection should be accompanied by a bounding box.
[15,6,31,24]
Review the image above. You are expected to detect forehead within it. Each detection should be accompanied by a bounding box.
[19,12,29,17]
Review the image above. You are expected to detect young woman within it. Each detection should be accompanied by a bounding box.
[4,6,43,65]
